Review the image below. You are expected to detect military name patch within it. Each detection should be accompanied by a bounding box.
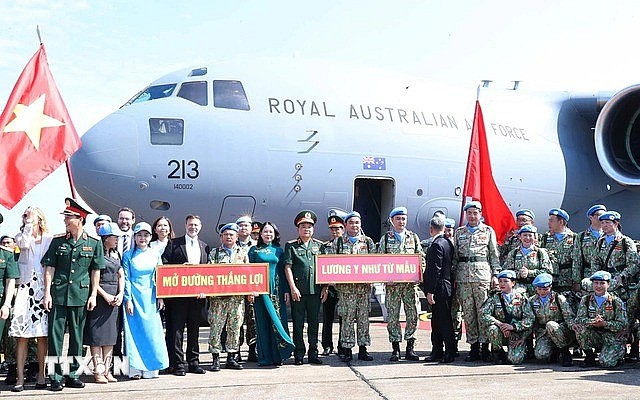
[82,246,93,251]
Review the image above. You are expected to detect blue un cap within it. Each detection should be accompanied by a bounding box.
[344,211,361,223]
[444,218,455,228]
[497,270,517,280]
[549,208,569,221]
[590,270,611,281]
[518,225,537,234]
[463,201,482,211]
[98,222,124,237]
[586,204,606,219]
[599,211,621,222]
[516,209,535,220]
[533,273,553,288]
[389,207,408,218]
[220,223,239,233]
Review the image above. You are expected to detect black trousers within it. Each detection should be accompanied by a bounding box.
[431,292,454,355]
[322,288,341,349]
[164,297,205,369]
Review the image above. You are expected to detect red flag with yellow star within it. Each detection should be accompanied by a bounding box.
[0,44,81,209]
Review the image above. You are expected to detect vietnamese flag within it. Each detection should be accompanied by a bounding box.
[0,44,81,209]
[461,100,516,244]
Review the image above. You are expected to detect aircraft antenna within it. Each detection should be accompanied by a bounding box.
[36,25,43,45]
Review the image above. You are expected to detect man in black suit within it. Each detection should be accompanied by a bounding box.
[161,215,210,375]
[422,217,456,363]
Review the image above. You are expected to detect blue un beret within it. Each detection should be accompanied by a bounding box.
[532,273,553,288]
[599,211,621,222]
[518,225,537,234]
[220,223,239,233]
[586,204,606,219]
[463,201,482,211]
[516,209,535,220]
[590,270,611,281]
[444,218,455,228]
[98,222,124,237]
[497,270,517,280]
[344,211,361,223]
[549,208,569,221]
[389,207,408,218]
[236,216,252,225]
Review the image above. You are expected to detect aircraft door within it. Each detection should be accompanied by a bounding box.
[216,195,256,234]
[353,177,395,243]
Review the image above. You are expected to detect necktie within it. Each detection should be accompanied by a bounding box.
[123,235,129,254]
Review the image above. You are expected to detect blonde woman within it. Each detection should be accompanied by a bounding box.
[9,207,53,391]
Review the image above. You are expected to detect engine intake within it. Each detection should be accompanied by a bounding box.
[595,84,640,186]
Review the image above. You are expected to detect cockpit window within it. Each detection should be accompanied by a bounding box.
[126,84,176,105]
[177,81,208,106]
[149,118,184,145]
[213,80,250,111]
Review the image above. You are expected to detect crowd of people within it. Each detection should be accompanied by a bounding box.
[0,197,637,393]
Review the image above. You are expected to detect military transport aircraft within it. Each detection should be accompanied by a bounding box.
[68,59,640,244]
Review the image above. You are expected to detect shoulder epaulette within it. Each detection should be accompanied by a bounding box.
[53,233,67,238]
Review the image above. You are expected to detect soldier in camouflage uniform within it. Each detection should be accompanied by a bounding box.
[453,201,500,362]
[234,216,257,362]
[591,211,640,361]
[503,225,552,296]
[499,209,541,265]
[529,273,575,366]
[573,271,627,368]
[481,270,534,365]
[540,209,578,309]
[207,223,249,371]
[328,211,375,362]
[377,206,423,362]
[572,205,606,292]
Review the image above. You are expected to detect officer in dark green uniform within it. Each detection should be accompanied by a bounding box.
[0,212,19,355]
[42,199,104,391]
[284,210,326,365]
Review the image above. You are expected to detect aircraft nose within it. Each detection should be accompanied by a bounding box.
[70,112,139,209]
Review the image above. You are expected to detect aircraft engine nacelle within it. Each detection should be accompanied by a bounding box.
[595,84,640,186]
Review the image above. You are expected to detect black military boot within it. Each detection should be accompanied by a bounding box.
[226,353,243,370]
[358,346,373,361]
[465,343,481,362]
[560,346,573,367]
[453,340,460,357]
[626,338,639,363]
[480,343,493,362]
[342,348,353,362]
[248,344,258,362]
[4,363,17,385]
[405,338,420,361]
[581,349,597,368]
[26,361,38,382]
[389,342,401,362]
[525,336,535,360]
[210,354,220,372]
[493,348,507,365]
[235,351,243,362]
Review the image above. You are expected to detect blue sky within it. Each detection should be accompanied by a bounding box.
[1,0,639,234]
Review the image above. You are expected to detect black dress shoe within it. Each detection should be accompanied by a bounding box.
[440,354,455,364]
[65,377,85,388]
[308,357,323,365]
[189,365,206,374]
[173,367,186,376]
[321,347,333,356]
[11,385,24,392]
[35,382,48,390]
[294,357,303,365]
[50,380,63,391]
[424,353,444,362]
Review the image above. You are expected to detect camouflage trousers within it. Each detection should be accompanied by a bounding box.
[457,281,490,344]
[624,288,639,331]
[487,324,530,364]
[533,322,573,361]
[336,284,371,348]
[575,327,626,368]
[243,299,257,346]
[385,283,418,342]
[208,295,245,354]
[451,294,463,341]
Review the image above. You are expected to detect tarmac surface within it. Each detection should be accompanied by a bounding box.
[1,316,639,399]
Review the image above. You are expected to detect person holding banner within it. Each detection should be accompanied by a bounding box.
[330,211,376,362]
[377,206,423,362]
[284,210,325,366]
[247,222,294,366]
[320,215,344,358]
[207,223,249,371]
